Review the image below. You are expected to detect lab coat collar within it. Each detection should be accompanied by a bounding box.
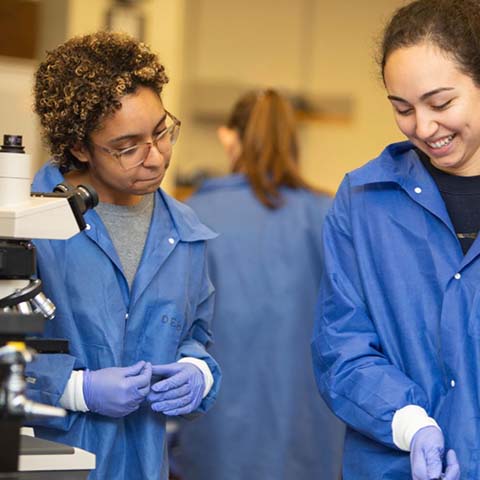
[348,141,455,229]
[159,189,217,242]
[349,141,426,188]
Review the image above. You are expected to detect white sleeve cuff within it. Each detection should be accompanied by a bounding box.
[178,357,213,398]
[392,404,440,451]
[59,370,89,412]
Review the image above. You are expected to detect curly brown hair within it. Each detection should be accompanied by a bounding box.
[34,31,169,172]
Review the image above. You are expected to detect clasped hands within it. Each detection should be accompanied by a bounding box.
[83,361,205,418]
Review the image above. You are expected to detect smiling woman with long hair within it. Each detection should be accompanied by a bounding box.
[311,1,480,478]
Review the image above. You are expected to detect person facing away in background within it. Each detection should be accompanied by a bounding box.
[25,31,221,480]
[311,0,480,478]
[173,89,345,480]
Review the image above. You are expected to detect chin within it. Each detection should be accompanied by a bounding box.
[140,183,162,195]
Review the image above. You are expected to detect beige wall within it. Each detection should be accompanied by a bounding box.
[302,0,406,193]
[0,56,41,177]
[176,0,406,195]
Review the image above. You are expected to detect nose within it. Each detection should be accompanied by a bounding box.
[414,111,438,139]
[142,142,168,168]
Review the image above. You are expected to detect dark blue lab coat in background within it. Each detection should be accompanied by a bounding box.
[25,162,221,480]
[313,141,480,478]
[175,174,345,480]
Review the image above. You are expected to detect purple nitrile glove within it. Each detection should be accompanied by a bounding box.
[83,361,152,418]
[148,362,205,416]
[410,426,460,480]
[442,450,461,480]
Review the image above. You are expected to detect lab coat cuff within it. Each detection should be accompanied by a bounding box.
[178,357,213,398]
[392,404,440,451]
[59,370,89,412]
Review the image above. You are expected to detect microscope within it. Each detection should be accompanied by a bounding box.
[0,134,98,475]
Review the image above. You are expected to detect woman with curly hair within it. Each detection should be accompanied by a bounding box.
[26,31,221,480]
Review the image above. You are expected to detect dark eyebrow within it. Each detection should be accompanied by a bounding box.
[387,87,455,104]
[108,113,167,144]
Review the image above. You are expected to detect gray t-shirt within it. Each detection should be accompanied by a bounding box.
[95,193,154,287]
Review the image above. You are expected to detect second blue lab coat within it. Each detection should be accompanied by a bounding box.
[175,174,345,480]
[25,162,221,480]
[312,141,480,478]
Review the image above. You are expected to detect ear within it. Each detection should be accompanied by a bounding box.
[70,143,91,164]
[217,126,242,164]
[217,126,233,148]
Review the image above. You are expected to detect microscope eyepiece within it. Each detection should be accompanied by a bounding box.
[53,183,99,213]
[76,184,99,212]
[1,135,25,153]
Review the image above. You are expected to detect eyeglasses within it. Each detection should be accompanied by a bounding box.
[92,110,181,171]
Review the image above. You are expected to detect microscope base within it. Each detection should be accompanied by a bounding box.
[0,431,95,480]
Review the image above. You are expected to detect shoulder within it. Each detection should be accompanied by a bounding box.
[188,174,249,201]
[32,160,64,191]
[346,140,416,188]
[186,174,253,219]
[282,187,333,214]
[327,141,418,232]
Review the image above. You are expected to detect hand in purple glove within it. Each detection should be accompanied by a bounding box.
[83,361,152,418]
[443,450,461,480]
[148,362,205,416]
[410,426,460,480]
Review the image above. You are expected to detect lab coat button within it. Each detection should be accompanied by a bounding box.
[168,237,175,245]
[85,223,91,230]
[454,273,461,280]
[450,379,456,388]
[125,313,129,320]
[414,187,422,194]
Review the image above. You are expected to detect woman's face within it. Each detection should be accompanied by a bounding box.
[384,42,480,176]
[70,86,172,205]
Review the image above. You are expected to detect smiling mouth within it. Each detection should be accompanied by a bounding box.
[426,134,455,149]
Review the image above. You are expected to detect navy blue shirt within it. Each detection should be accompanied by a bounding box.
[418,149,480,254]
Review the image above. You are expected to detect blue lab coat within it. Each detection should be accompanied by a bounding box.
[312,141,480,478]
[25,163,221,480]
[175,174,345,480]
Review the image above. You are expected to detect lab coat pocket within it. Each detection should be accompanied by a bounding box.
[135,303,183,364]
